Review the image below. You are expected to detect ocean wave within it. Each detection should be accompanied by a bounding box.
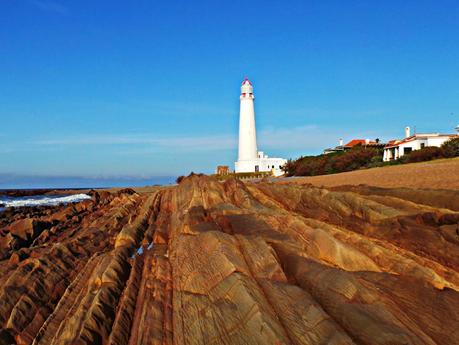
[0,194,92,208]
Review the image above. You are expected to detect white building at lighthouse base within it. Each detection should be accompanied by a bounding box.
[235,151,287,177]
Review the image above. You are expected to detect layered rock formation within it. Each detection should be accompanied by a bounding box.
[0,176,458,344]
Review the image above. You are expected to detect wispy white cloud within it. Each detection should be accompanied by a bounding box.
[30,125,351,152]
[33,133,237,151]
[24,124,394,156]
[0,146,63,154]
[264,107,388,119]
[31,99,235,118]
[30,0,68,14]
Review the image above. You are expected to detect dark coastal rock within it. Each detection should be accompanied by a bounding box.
[89,190,113,205]
[74,199,93,213]
[117,188,137,196]
[0,233,14,259]
[0,329,16,345]
[8,248,29,264]
[0,218,52,260]
[49,207,75,222]
[0,189,51,197]
[0,175,458,344]
[7,218,51,241]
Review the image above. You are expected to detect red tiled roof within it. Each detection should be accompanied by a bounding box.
[384,136,414,149]
[344,139,377,148]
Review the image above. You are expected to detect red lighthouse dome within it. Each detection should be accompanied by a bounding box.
[241,76,253,95]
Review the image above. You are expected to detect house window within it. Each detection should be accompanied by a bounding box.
[403,147,412,155]
[255,165,259,172]
[420,143,425,149]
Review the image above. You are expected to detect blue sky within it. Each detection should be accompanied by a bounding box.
[1,0,458,184]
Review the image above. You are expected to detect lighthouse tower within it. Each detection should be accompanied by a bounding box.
[237,78,258,166]
[235,77,287,176]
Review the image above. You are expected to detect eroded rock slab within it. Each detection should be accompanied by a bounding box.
[0,176,458,345]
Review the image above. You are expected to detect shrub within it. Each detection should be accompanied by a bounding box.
[285,139,459,178]
[283,159,298,176]
[286,146,383,177]
[441,137,459,157]
[404,146,444,163]
[370,155,382,164]
[294,155,330,176]
[176,176,185,184]
[367,155,384,168]
[330,147,381,172]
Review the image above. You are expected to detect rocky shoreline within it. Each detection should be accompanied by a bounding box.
[0,188,92,198]
[0,176,458,344]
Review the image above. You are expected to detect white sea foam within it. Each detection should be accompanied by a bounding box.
[0,193,91,208]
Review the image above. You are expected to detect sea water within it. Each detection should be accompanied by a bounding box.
[0,194,91,211]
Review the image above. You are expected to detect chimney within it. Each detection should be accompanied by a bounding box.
[405,126,411,138]
[339,138,343,146]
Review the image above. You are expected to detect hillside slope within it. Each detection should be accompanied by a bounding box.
[281,157,459,190]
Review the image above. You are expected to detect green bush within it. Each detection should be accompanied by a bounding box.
[404,146,444,163]
[441,137,459,157]
[285,138,459,177]
[331,147,381,172]
[285,146,383,177]
[283,159,297,176]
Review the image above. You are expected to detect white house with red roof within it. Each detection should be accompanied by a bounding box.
[383,126,458,162]
[323,138,382,154]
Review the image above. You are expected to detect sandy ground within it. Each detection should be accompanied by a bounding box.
[278,157,459,190]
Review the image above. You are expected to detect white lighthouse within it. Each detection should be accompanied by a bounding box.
[235,77,287,176]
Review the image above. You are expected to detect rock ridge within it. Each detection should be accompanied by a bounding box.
[0,176,458,344]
